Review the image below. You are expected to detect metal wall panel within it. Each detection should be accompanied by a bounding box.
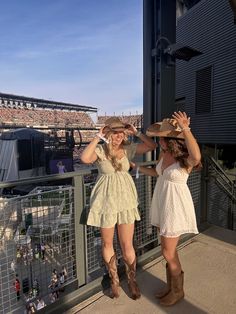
[176,0,236,144]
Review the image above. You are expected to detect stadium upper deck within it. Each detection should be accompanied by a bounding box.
[0,92,97,112]
[0,92,96,129]
[0,93,143,130]
[0,107,94,128]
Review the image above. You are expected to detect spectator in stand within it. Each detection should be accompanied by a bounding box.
[34,247,40,260]
[16,247,21,262]
[36,298,46,310]
[40,242,46,260]
[49,291,58,303]
[10,260,16,273]
[28,302,36,313]
[57,161,66,174]
[32,279,39,296]
[62,266,68,282]
[14,277,21,301]
[25,304,31,314]
[59,272,65,292]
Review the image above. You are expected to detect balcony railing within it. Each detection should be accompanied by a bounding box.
[0,157,233,314]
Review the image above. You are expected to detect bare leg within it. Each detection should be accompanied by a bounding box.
[161,236,182,276]
[117,223,135,264]
[100,227,115,263]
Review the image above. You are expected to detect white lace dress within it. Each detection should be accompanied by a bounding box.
[150,158,199,237]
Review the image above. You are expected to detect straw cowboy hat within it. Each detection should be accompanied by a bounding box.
[146,118,185,139]
[104,117,131,132]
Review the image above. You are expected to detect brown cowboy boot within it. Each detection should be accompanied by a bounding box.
[159,271,184,306]
[124,257,141,300]
[105,254,120,298]
[155,263,171,298]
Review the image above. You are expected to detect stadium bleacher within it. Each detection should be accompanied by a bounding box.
[0,107,94,128]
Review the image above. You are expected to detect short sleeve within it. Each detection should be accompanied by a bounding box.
[124,143,137,161]
[95,144,105,161]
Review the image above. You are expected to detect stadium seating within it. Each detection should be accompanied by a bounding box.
[0,107,94,128]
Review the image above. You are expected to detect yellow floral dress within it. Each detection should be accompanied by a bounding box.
[87,143,140,228]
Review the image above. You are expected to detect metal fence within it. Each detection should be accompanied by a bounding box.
[205,157,236,231]
[0,164,202,314]
[0,185,76,314]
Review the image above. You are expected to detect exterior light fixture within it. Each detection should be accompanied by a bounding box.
[164,43,203,61]
[152,36,202,65]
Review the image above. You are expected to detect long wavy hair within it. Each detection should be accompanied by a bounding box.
[164,137,201,170]
[103,131,130,171]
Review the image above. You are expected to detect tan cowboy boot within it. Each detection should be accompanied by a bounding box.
[105,254,120,298]
[155,263,171,298]
[159,271,184,306]
[124,257,141,300]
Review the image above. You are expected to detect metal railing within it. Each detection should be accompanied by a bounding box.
[205,156,236,230]
[207,156,236,201]
[0,163,202,314]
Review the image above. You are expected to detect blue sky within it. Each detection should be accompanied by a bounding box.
[0,0,143,115]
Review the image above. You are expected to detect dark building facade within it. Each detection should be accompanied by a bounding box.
[176,0,236,145]
[176,0,236,231]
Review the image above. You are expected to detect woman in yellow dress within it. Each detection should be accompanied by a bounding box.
[81,117,157,299]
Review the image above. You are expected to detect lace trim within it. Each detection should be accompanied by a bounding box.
[160,229,199,238]
[87,207,141,228]
[151,224,198,237]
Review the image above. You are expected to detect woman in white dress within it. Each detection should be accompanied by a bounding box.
[131,111,201,306]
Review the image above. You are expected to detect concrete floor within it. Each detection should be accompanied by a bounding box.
[67,225,236,314]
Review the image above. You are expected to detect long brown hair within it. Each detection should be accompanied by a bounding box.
[103,131,130,171]
[164,137,201,170]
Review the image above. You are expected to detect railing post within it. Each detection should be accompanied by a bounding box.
[233,184,236,230]
[200,155,208,224]
[73,174,87,287]
[229,184,234,230]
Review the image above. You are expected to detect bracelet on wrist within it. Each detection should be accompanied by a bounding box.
[96,133,109,143]
[135,131,142,137]
[181,127,191,131]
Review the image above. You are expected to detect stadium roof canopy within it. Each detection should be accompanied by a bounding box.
[0,92,97,112]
